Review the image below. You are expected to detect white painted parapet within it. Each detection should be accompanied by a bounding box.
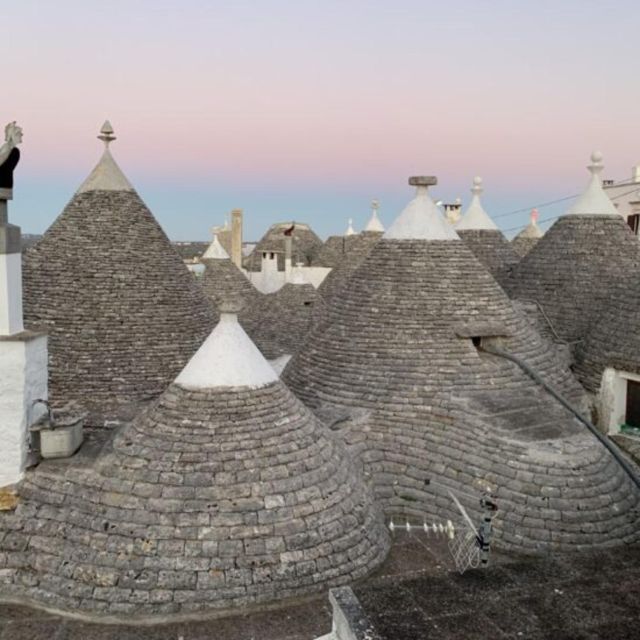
[598,367,640,434]
[0,120,50,487]
[0,252,23,335]
[0,331,48,487]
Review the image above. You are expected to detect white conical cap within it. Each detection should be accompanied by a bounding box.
[175,312,278,390]
[202,233,230,260]
[345,218,356,236]
[515,209,543,239]
[77,122,134,193]
[384,177,459,240]
[565,152,619,216]
[365,199,385,232]
[456,177,498,231]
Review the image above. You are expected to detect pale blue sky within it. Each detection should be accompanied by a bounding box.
[4,1,639,240]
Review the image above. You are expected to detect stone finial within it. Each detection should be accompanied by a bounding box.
[531,208,539,223]
[471,176,483,197]
[218,296,245,315]
[565,151,618,217]
[588,151,604,176]
[456,176,498,231]
[365,199,385,232]
[409,176,437,187]
[97,120,116,148]
[345,218,356,236]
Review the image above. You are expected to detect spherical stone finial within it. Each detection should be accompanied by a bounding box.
[471,176,483,196]
[98,120,116,148]
[588,150,604,176]
[409,176,438,187]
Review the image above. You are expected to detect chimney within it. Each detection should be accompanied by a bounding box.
[231,209,243,268]
[632,165,640,184]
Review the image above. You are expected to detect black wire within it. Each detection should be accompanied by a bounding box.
[502,185,640,233]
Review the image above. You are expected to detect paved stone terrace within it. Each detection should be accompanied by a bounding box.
[2,534,639,638]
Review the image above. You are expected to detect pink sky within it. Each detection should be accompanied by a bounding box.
[4,1,639,239]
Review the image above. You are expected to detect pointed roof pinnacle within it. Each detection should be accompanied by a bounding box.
[565,151,619,216]
[384,176,459,240]
[76,121,133,194]
[345,218,356,236]
[365,199,385,232]
[175,311,278,390]
[202,232,230,260]
[97,120,116,148]
[456,177,499,231]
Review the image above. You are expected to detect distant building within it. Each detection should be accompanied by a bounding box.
[603,164,640,235]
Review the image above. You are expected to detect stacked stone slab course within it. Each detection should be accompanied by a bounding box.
[511,234,540,257]
[200,256,260,312]
[511,212,543,258]
[573,279,640,393]
[507,215,639,344]
[0,317,389,616]
[244,223,323,272]
[456,177,519,289]
[22,129,215,423]
[23,189,215,422]
[507,153,640,346]
[314,232,382,325]
[243,283,319,359]
[283,178,640,552]
[456,229,520,288]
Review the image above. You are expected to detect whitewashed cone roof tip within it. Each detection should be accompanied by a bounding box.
[365,199,385,232]
[384,176,459,240]
[456,177,498,231]
[77,121,133,193]
[202,232,230,260]
[566,151,619,216]
[175,312,278,390]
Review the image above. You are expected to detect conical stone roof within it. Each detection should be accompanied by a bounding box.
[200,233,259,312]
[456,177,519,288]
[22,124,215,423]
[0,312,389,616]
[244,282,319,359]
[511,209,543,257]
[507,153,640,345]
[313,231,381,325]
[283,176,640,552]
[364,200,385,233]
[574,279,640,392]
[244,222,323,272]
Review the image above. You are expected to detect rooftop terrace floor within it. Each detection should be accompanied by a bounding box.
[1,528,639,639]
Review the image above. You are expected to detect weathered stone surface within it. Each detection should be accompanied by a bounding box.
[22,190,215,424]
[457,228,520,289]
[574,279,640,392]
[283,237,640,551]
[244,223,323,272]
[243,283,318,359]
[200,256,259,312]
[507,215,640,345]
[0,381,389,615]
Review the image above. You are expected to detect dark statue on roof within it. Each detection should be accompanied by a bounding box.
[0,121,23,200]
